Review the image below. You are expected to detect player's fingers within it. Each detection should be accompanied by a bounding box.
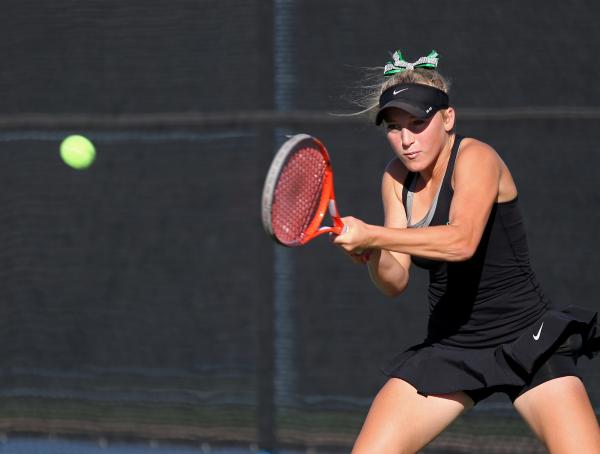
[332,220,353,243]
[330,222,349,240]
[330,231,345,244]
[330,238,357,261]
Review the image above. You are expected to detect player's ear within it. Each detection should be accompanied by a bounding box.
[441,107,455,132]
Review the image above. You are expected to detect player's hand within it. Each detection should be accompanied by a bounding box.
[330,216,374,263]
[329,240,373,264]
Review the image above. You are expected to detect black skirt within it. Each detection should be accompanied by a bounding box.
[382,305,599,396]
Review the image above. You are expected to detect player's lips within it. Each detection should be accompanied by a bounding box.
[403,150,421,159]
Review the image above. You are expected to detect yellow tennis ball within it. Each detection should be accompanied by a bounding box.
[60,135,96,169]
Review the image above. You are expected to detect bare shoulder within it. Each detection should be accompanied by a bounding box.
[383,157,410,186]
[454,138,503,184]
[458,138,517,201]
[382,158,409,200]
[384,157,408,179]
[453,137,518,201]
[456,137,501,165]
[381,159,410,227]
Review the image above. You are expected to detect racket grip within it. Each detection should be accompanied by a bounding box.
[333,224,346,235]
[328,199,345,235]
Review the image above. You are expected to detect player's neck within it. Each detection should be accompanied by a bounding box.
[420,134,455,183]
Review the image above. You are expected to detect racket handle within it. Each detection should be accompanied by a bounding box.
[313,221,344,239]
[332,224,346,235]
[311,200,344,238]
[328,199,345,235]
[315,225,343,236]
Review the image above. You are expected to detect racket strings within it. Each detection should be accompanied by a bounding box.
[272,147,327,244]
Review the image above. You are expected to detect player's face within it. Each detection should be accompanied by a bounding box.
[384,108,450,173]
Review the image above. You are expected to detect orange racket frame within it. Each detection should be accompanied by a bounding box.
[302,156,344,243]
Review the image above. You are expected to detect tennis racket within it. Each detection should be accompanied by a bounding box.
[261,134,345,247]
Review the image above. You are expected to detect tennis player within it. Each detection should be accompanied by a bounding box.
[332,50,600,453]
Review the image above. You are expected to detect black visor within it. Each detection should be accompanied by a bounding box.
[375,83,449,125]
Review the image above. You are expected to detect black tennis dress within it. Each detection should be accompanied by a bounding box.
[383,135,599,401]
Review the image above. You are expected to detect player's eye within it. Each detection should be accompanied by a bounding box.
[408,119,428,132]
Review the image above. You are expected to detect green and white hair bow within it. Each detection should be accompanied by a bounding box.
[383,50,439,76]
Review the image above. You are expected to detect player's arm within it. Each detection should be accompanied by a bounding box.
[334,140,501,261]
[367,140,501,261]
[366,159,411,297]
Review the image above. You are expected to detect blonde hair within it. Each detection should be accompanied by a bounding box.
[382,68,450,94]
[349,67,452,122]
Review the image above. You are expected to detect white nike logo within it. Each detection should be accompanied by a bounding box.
[532,322,544,341]
[393,88,408,95]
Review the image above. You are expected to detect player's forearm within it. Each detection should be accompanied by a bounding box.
[367,249,409,297]
[367,224,474,262]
